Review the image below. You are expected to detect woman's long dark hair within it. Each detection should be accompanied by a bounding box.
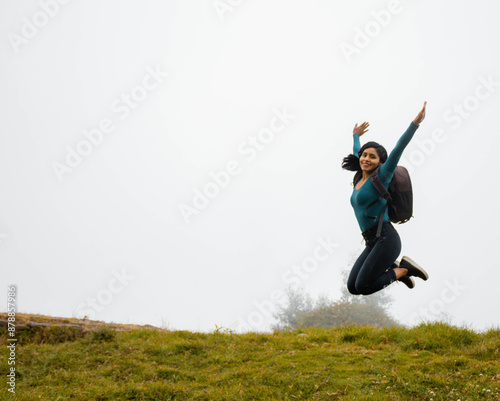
[342,141,388,186]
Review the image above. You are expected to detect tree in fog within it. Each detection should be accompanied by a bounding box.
[272,286,314,331]
[272,268,400,330]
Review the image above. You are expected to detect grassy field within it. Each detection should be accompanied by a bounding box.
[1,314,499,400]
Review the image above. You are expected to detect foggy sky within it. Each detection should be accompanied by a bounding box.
[1,0,499,332]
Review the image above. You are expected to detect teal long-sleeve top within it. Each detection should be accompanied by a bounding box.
[350,122,419,233]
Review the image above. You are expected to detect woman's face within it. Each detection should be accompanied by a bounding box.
[359,147,381,173]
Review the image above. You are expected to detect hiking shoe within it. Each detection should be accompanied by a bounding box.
[391,261,415,289]
[400,256,429,281]
[399,275,415,289]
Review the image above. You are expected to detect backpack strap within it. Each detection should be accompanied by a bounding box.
[365,167,392,238]
[370,167,392,203]
[376,203,389,238]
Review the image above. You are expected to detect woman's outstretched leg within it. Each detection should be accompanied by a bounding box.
[353,224,402,295]
[347,246,371,295]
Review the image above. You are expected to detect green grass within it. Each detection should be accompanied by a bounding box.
[1,322,499,400]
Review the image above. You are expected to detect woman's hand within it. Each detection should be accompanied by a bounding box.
[413,101,427,125]
[353,122,369,136]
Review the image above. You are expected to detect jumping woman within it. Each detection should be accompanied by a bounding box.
[342,102,429,295]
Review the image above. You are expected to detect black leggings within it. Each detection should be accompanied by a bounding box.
[347,222,401,295]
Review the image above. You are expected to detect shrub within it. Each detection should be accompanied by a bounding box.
[89,326,117,342]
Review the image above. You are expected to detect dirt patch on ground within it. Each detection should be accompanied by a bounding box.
[0,312,163,334]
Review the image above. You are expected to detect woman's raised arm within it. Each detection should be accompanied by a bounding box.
[353,121,369,136]
[380,102,427,181]
[353,121,369,154]
[413,101,427,125]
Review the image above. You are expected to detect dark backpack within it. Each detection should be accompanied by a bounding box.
[355,166,413,237]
